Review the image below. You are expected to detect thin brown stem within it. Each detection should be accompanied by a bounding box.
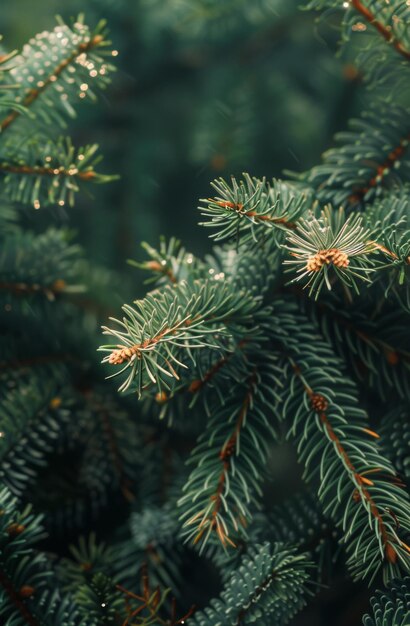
[0,279,66,299]
[349,132,410,203]
[213,200,297,229]
[144,261,177,284]
[236,570,278,625]
[0,569,40,626]
[107,311,224,366]
[290,285,410,366]
[292,362,399,563]
[189,340,248,393]
[351,0,410,60]
[82,391,135,502]
[0,34,103,133]
[0,163,96,180]
[194,374,255,547]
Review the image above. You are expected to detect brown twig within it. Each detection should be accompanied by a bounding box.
[0,279,66,299]
[107,319,189,366]
[292,362,406,563]
[82,391,135,502]
[236,570,278,625]
[290,285,410,367]
[213,200,297,229]
[0,163,96,180]
[117,564,196,626]
[0,34,103,133]
[193,373,256,547]
[189,339,248,394]
[144,261,177,284]
[349,132,410,203]
[351,0,410,60]
[0,569,40,626]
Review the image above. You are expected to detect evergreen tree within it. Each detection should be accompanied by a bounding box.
[1,2,410,625]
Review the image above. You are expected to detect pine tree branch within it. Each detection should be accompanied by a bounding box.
[296,103,410,208]
[0,34,103,133]
[351,0,410,61]
[0,278,66,299]
[199,175,309,245]
[0,162,97,181]
[0,138,116,209]
[362,577,410,626]
[189,543,311,626]
[192,373,255,549]
[291,361,398,564]
[106,318,193,367]
[0,569,40,626]
[211,199,297,229]
[349,132,410,204]
[273,304,410,581]
[82,390,135,502]
[179,357,279,551]
[101,279,265,395]
[188,339,248,394]
[234,570,278,625]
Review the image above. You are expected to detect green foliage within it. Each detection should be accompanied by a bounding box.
[306,0,410,94]
[0,14,116,208]
[179,355,280,551]
[0,227,83,305]
[100,277,266,395]
[1,138,116,209]
[75,573,123,625]
[0,486,79,626]
[1,1,410,625]
[190,542,312,626]
[362,577,410,626]
[0,368,68,497]
[3,15,114,127]
[380,408,410,482]
[299,294,410,401]
[294,102,410,209]
[273,303,410,583]
[199,174,309,245]
[103,237,410,588]
[98,10,410,597]
[284,206,375,297]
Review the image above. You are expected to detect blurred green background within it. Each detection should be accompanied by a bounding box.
[0,0,361,278]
